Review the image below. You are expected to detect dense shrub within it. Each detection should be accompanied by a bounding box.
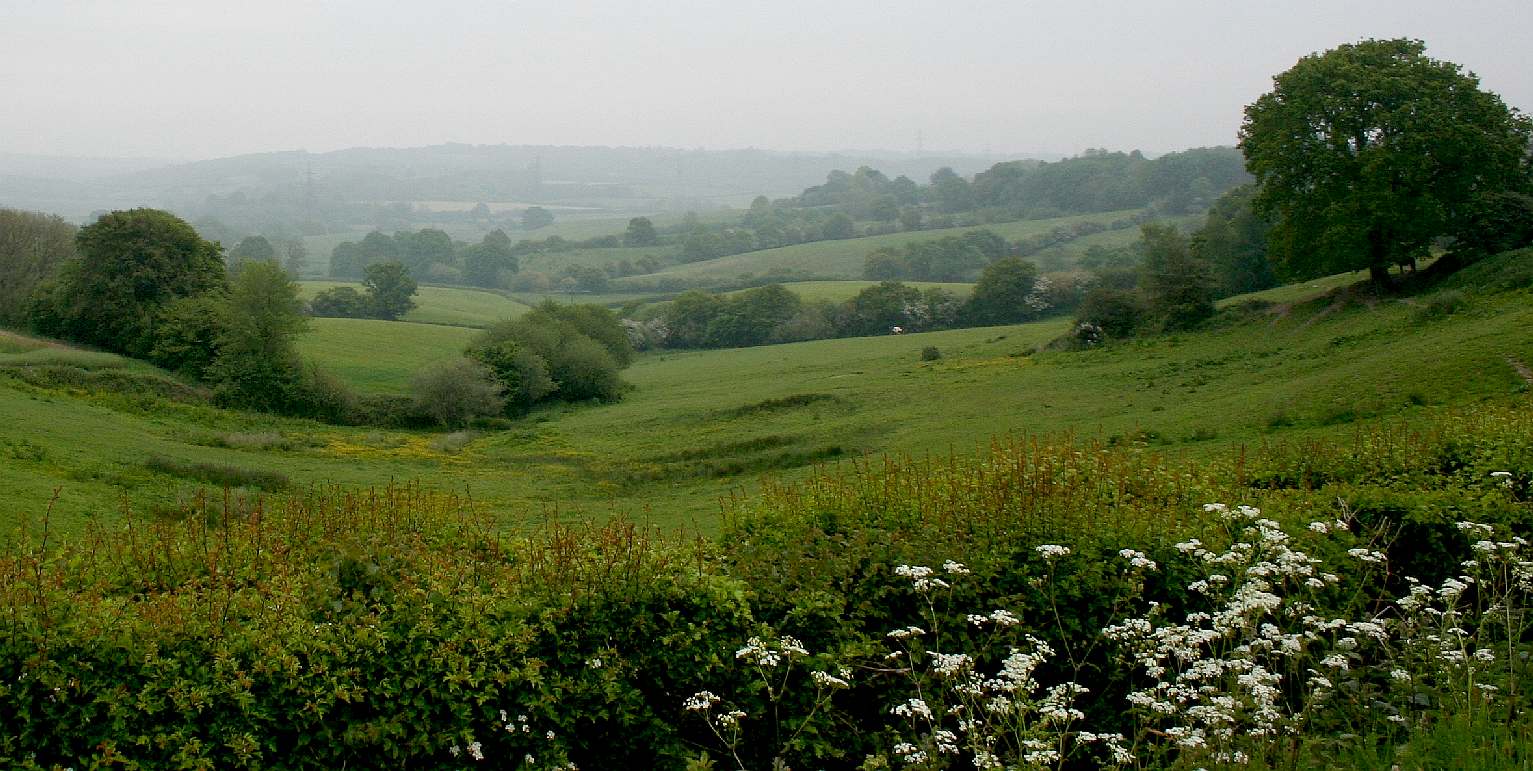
[410,358,505,427]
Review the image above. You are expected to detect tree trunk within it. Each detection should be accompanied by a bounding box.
[1367,229,1393,286]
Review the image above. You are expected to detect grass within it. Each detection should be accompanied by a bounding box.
[3,254,1531,537]
[611,209,1148,287]
[297,281,530,328]
[295,318,477,393]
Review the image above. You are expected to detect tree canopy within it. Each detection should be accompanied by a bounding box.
[33,208,226,356]
[1239,38,1533,284]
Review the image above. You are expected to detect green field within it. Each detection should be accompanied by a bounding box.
[298,281,530,327]
[612,210,1148,288]
[295,317,477,392]
[5,250,1532,538]
[726,279,975,303]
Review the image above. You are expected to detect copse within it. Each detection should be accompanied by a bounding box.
[30,208,225,357]
[1240,38,1533,285]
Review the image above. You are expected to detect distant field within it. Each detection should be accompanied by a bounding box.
[296,318,477,393]
[725,280,975,303]
[298,281,530,328]
[612,209,1147,288]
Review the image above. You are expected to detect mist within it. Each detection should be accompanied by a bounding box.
[3,0,1530,161]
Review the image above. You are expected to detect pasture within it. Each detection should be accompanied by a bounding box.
[4,256,1531,538]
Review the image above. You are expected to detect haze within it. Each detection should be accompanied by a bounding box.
[3,0,1531,161]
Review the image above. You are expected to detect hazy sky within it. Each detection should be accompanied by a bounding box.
[3,0,1530,161]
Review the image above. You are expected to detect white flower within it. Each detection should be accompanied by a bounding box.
[1036,544,1071,559]
[989,609,1020,627]
[888,626,926,639]
[467,741,484,761]
[684,691,720,712]
[942,560,971,575]
[812,669,850,688]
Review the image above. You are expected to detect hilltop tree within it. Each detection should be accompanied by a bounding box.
[31,208,225,356]
[1240,38,1533,285]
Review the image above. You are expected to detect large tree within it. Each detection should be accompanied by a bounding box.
[34,208,225,355]
[362,261,418,320]
[1239,38,1533,284]
[206,260,308,411]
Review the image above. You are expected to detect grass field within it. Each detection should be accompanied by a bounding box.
[298,281,531,327]
[4,247,1531,538]
[295,318,478,392]
[611,210,1148,288]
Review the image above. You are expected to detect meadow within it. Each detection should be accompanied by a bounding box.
[4,249,1530,541]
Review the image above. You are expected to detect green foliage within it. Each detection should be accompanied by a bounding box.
[147,292,228,379]
[469,302,630,408]
[625,216,659,247]
[144,454,289,490]
[466,340,556,415]
[522,205,555,229]
[0,209,76,326]
[920,346,941,362]
[227,234,275,264]
[410,357,505,427]
[33,208,226,357]
[962,257,1044,325]
[1191,184,1277,295]
[1240,38,1533,284]
[361,261,418,320]
[307,285,371,318]
[1139,223,1215,330]
[460,229,519,288]
[1075,288,1144,339]
[206,260,309,413]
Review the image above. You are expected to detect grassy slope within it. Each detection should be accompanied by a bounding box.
[612,210,1147,287]
[724,280,975,303]
[4,252,1530,536]
[295,318,477,393]
[298,281,530,328]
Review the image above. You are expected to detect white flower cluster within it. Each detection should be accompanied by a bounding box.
[735,635,808,668]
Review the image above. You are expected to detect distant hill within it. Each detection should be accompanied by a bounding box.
[0,144,1037,222]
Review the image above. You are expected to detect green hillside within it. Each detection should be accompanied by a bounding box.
[612,210,1147,288]
[4,250,1531,537]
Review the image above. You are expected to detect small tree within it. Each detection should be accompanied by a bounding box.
[362,261,418,320]
[624,217,659,247]
[0,208,76,326]
[963,257,1043,325]
[206,260,308,412]
[467,341,556,415]
[411,358,505,427]
[1139,224,1215,331]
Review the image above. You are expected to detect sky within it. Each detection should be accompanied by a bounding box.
[2,0,1530,162]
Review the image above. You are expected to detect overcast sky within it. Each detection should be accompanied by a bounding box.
[3,0,1530,161]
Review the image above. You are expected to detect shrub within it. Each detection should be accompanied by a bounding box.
[144,455,289,490]
[308,285,371,318]
[1077,288,1144,338]
[410,357,505,428]
[920,346,942,362]
[1418,289,1469,320]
